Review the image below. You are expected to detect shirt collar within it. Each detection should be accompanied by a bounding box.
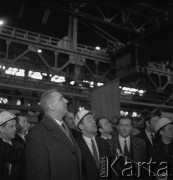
[119,134,130,143]
[2,139,12,145]
[101,134,112,140]
[145,129,154,137]
[82,135,95,143]
[54,119,63,126]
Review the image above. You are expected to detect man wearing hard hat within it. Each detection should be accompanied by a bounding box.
[74,109,111,180]
[149,117,173,180]
[0,111,24,180]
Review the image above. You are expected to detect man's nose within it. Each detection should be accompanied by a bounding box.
[27,122,30,127]
[64,98,68,103]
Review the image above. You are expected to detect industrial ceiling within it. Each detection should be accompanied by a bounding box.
[0,1,173,119]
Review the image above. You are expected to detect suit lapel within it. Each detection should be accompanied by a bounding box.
[95,137,105,158]
[16,134,25,147]
[41,115,75,152]
[131,136,140,162]
[78,136,98,169]
[144,131,153,147]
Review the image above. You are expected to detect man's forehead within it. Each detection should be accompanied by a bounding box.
[50,92,64,101]
[119,118,131,124]
[151,116,159,121]
[19,116,27,121]
[166,123,173,129]
[6,119,16,125]
[84,114,93,119]
[100,118,107,123]
[67,112,74,118]
[52,91,62,97]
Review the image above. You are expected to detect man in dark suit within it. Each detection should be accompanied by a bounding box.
[135,111,160,159]
[64,111,81,138]
[0,111,25,180]
[25,89,82,180]
[12,113,30,180]
[74,110,111,180]
[13,113,30,147]
[96,116,114,140]
[0,138,24,180]
[111,116,146,179]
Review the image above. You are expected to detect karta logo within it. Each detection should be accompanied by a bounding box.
[100,156,172,178]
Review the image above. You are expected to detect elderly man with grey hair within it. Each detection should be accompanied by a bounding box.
[25,89,83,180]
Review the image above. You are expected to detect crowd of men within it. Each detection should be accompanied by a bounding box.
[0,88,173,180]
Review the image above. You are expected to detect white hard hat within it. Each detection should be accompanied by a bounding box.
[74,110,93,127]
[155,117,173,132]
[0,111,16,126]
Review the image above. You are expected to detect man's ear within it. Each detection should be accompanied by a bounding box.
[79,123,84,130]
[0,126,4,133]
[99,128,103,133]
[160,130,163,136]
[146,121,149,127]
[49,104,55,111]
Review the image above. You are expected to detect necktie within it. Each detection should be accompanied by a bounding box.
[91,139,99,168]
[151,133,154,145]
[61,122,73,144]
[124,140,129,155]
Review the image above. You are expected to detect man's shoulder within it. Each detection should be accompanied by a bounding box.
[27,123,47,137]
[96,136,106,141]
[75,135,84,144]
[131,135,146,146]
[135,129,146,138]
[96,136,109,146]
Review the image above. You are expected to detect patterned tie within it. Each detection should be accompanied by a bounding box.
[91,139,99,168]
[124,140,129,156]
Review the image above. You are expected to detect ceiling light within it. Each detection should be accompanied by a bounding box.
[95,46,100,50]
[37,49,42,53]
[0,20,4,26]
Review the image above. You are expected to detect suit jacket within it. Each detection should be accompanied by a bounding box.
[111,135,146,179]
[0,138,24,180]
[25,115,82,180]
[149,141,173,180]
[76,136,111,180]
[7,134,26,180]
[135,130,160,159]
[13,134,26,148]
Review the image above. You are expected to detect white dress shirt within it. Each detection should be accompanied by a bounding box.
[82,135,100,159]
[101,134,112,140]
[118,135,130,153]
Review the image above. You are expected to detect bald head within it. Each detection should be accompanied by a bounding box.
[40,89,68,119]
[40,89,58,112]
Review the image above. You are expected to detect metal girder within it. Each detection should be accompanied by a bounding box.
[36,52,52,72]
[0,82,89,98]
[11,49,30,66]
[120,99,173,110]
[42,3,141,35]
[80,59,95,78]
